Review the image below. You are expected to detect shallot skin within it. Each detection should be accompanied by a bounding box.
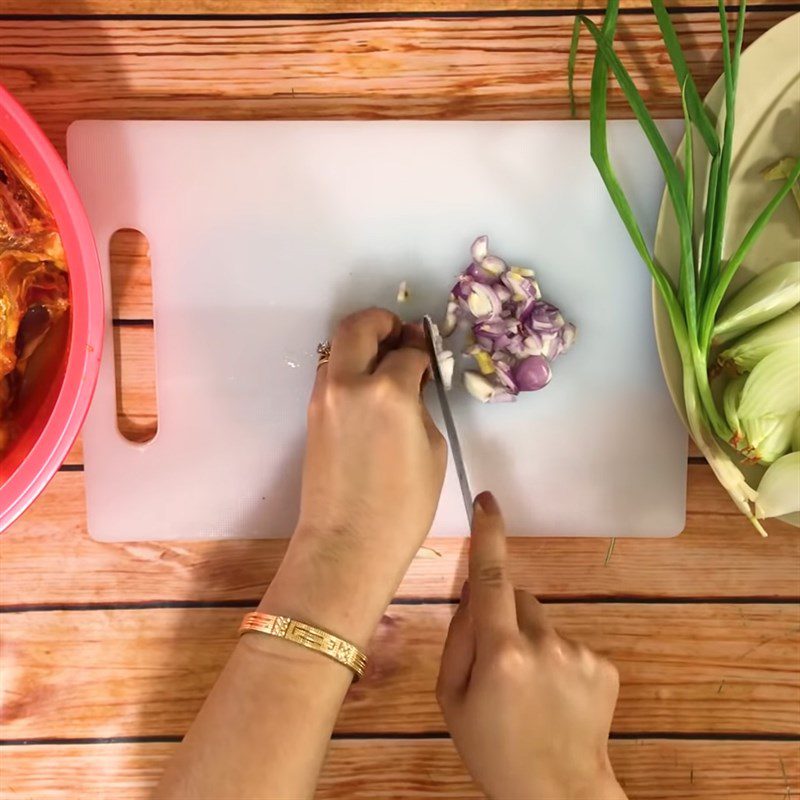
[513,355,553,392]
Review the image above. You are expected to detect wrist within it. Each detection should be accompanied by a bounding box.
[580,777,627,800]
[565,761,626,800]
[238,622,358,683]
[518,757,623,800]
[259,525,394,648]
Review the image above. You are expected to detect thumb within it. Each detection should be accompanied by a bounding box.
[436,582,475,704]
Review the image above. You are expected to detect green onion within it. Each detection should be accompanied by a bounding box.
[713,261,800,344]
[723,375,746,446]
[723,376,795,463]
[718,307,800,372]
[756,452,800,520]
[569,0,800,534]
[568,15,582,119]
[701,162,800,352]
[706,0,747,286]
[737,346,800,420]
[680,80,695,250]
[650,0,719,155]
[741,413,795,464]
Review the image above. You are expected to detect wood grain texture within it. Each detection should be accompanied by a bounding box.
[109,229,153,322]
[111,327,157,444]
[0,13,790,158]
[4,468,799,604]
[0,0,785,13]
[63,440,82,464]
[2,605,798,738]
[2,13,797,798]
[0,740,797,799]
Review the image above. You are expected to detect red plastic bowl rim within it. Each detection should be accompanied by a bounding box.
[0,85,104,530]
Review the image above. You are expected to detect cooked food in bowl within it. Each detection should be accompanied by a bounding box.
[0,84,101,532]
[0,136,70,453]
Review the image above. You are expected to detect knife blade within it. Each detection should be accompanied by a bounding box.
[422,315,473,525]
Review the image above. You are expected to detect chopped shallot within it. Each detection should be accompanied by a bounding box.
[441,236,576,402]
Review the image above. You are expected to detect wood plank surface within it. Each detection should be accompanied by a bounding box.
[4,468,799,605]
[109,229,153,322]
[1,10,797,800]
[0,0,787,13]
[0,12,790,158]
[1,740,797,800]
[2,605,799,738]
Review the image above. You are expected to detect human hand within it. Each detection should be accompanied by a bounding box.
[264,308,447,645]
[437,493,627,800]
[157,310,445,800]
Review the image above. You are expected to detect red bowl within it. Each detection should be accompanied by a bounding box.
[0,86,103,530]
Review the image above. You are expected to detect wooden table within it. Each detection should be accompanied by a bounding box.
[1,2,799,797]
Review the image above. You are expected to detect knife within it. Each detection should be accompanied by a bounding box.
[422,315,473,525]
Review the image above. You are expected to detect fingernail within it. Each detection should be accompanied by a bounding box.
[474,491,494,514]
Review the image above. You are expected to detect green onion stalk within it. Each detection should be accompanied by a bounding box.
[569,0,800,534]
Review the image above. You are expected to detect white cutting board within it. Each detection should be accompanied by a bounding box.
[68,120,687,542]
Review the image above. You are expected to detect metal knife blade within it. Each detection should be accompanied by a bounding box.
[422,315,473,525]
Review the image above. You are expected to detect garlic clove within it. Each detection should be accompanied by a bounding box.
[470,235,489,264]
[463,370,496,403]
[440,297,459,337]
[438,349,455,391]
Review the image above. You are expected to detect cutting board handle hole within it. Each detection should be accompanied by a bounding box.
[109,228,158,444]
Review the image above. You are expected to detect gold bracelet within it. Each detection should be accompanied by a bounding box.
[238,612,367,680]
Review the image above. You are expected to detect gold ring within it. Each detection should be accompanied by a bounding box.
[317,340,332,368]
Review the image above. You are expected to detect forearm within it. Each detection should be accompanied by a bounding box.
[156,633,351,800]
[538,753,628,800]
[156,529,387,800]
[561,770,628,800]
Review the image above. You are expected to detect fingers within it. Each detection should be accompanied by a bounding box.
[421,403,447,459]
[404,322,445,449]
[514,589,554,640]
[399,322,427,352]
[468,492,518,646]
[329,308,402,379]
[308,354,329,414]
[436,582,476,703]
[377,348,431,394]
[375,323,431,394]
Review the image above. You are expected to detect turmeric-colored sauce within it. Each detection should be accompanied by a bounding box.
[0,138,69,452]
